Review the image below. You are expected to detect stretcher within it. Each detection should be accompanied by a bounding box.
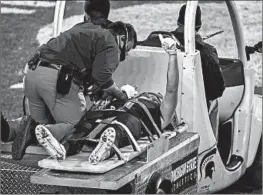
[38,135,164,173]
[38,97,169,173]
[31,129,200,193]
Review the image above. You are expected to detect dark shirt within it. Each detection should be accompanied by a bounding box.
[171,26,225,101]
[171,26,205,50]
[139,27,224,101]
[38,22,119,89]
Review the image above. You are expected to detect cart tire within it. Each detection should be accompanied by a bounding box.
[106,183,134,194]
[244,137,262,188]
[145,172,172,194]
[156,188,166,194]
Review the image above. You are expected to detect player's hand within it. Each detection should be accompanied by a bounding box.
[254,41,262,53]
[159,34,177,52]
[121,84,138,99]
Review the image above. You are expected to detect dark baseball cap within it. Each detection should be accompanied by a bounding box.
[177,4,202,28]
[84,0,110,19]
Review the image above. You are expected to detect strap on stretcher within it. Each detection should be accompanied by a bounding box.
[87,117,116,139]
[111,120,141,152]
[86,118,143,152]
[83,99,163,160]
[129,99,162,137]
[139,119,155,142]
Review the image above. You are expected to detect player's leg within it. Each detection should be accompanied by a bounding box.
[89,113,142,164]
[35,124,66,160]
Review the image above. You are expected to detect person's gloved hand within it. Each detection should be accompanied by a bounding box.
[158,34,177,52]
[245,46,255,61]
[120,84,138,99]
[254,41,262,53]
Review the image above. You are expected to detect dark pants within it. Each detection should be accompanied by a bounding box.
[106,112,142,148]
[65,97,161,156]
[65,112,142,156]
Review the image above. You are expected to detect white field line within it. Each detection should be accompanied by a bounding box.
[10,83,23,89]
[1,7,35,14]
[1,1,56,7]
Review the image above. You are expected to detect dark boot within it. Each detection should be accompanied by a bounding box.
[11,115,38,160]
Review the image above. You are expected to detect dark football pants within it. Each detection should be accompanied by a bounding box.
[66,112,142,156]
[105,112,142,149]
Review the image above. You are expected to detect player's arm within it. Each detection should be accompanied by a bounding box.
[158,35,179,129]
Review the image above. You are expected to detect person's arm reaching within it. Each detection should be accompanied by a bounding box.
[89,32,137,100]
[158,34,180,129]
[90,50,130,100]
[103,82,128,100]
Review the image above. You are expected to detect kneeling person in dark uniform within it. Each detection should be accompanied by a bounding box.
[12,20,138,160]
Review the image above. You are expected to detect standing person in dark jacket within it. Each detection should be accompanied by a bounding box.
[171,4,225,139]
[11,20,138,160]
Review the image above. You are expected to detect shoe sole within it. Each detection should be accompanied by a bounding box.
[89,127,116,165]
[11,116,32,160]
[35,125,66,160]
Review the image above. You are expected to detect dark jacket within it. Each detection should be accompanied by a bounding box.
[171,26,225,101]
[38,22,119,89]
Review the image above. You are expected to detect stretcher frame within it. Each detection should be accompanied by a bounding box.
[31,130,200,192]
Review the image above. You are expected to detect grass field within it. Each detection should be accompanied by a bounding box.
[0,1,262,193]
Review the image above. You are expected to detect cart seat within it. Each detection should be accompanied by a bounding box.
[218,58,245,123]
[113,46,168,95]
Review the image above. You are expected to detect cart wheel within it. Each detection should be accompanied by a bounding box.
[106,183,134,194]
[145,172,172,194]
[156,188,166,194]
[157,179,172,194]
